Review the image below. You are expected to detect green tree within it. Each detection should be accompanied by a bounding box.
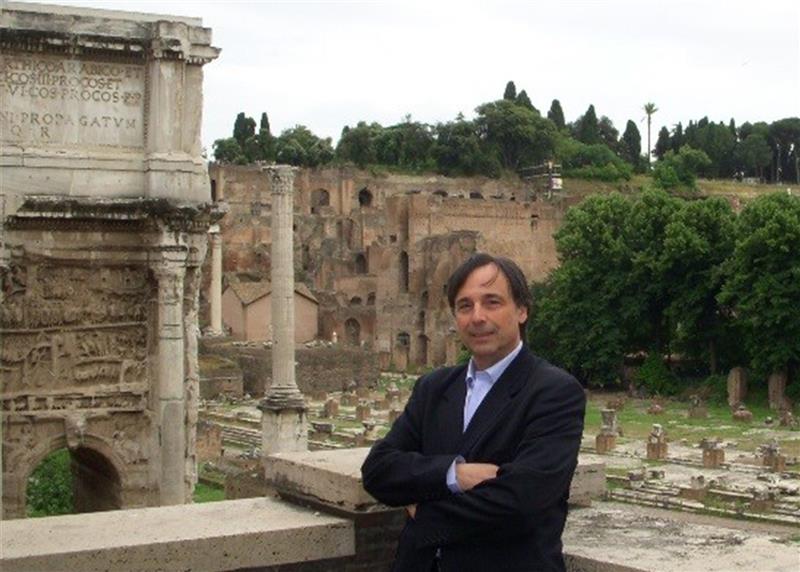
[212,137,246,164]
[575,104,600,145]
[598,116,619,152]
[654,126,671,160]
[735,133,772,180]
[620,120,642,170]
[432,115,500,177]
[671,122,684,153]
[274,125,334,167]
[503,80,517,101]
[555,136,632,181]
[257,112,275,161]
[547,99,565,130]
[768,117,800,183]
[233,112,256,147]
[643,102,658,169]
[719,193,800,382]
[475,100,556,171]
[624,189,681,354]
[653,145,712,190]
[662,198,737,372]
[336,121,380,167]
[516,90,538,114]
[528,193,635,385]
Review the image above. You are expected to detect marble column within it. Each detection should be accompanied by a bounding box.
[258,165,307,456]
[208,225,223,335]
[153,260,187,505]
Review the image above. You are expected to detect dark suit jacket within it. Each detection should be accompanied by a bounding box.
[361,348,586,572]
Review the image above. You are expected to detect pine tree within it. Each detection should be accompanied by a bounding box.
[621,120,642,169]
[503,81,517,101]
[576,104,600,144]
[547,99,565,130]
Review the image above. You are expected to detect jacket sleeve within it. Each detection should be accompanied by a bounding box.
[361,374,460,507]
[411,373,585,548]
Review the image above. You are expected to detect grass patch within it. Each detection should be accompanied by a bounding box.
[584,393,800,457]
[193,482,225,503]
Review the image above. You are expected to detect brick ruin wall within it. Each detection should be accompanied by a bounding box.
[201,341,381,396]
[204,165,572,371]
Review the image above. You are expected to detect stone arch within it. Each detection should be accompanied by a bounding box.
[350,296,362,306]
[358,188,373,208]
[345,318,361,346]
[17,433,126,517]
[311,189,330,212]
[355,253,368,274]
[397,332,410,347]
[366,292,376,306]
[400,251,409,293]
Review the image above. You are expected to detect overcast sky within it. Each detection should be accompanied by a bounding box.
[18,0,800,153]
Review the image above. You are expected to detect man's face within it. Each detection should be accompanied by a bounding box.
[453,263,528,370]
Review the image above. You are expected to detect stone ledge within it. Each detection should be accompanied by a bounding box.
[563,502,799,572]
[0,497,354,572]
[265,448,605,512]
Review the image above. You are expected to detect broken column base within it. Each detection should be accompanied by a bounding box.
[646,442,668,460]
[260,405,308,457]
[703,448,725,468]
[595,433,617,454]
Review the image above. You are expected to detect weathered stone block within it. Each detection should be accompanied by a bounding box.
[727,366,747,407]
[646,442,668,460]
[595,433,616,454]
[702,448,725,469]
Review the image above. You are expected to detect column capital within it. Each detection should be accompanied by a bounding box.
[262,165,297,195]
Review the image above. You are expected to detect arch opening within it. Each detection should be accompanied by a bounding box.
[358,188,373,208]
[345,318,361,346]
[26,446,122,518]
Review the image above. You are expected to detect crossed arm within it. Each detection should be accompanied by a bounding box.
[361,371,585,547]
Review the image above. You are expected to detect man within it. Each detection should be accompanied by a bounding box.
[361,253,585,571]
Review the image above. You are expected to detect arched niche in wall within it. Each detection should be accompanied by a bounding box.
[400,251,409,293]
[358,188,373,208]
[345,318,361,346]
[355,253,368,274]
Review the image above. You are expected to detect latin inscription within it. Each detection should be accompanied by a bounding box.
[0,53,145,148]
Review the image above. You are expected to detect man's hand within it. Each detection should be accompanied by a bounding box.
[406,504,417,519]
[456,462,499,491]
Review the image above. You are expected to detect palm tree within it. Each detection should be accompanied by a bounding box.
[643,102,658,170]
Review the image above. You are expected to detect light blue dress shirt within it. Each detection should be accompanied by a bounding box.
[445,341,524,493]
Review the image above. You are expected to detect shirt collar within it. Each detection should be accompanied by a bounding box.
[466,341,524,384]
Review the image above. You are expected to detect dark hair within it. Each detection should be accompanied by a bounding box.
[446,253,532,339]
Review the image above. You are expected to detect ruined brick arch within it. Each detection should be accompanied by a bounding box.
[358,188,373,208]
[350,296,362,306]
[366,292,376,305]
[311,188,330,212]
[355,253,368,274]
[344,318,361,345]
[12,433,127,518]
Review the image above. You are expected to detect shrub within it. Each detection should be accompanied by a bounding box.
[635,353,680,396]
[27,449,73,517]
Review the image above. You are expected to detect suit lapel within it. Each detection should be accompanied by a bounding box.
[438,366,467,453]
[458,349,535,455]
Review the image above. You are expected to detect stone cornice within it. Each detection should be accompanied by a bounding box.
[1,3,220,64]
[7,196,228,233]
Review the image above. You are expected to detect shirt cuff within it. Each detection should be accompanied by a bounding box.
[446,455,465,493]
